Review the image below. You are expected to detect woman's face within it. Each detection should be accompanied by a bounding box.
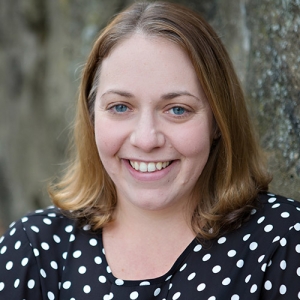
[94,34,215,213]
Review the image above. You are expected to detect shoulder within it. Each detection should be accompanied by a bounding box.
[0,206,79,262]
[256,192,300,227]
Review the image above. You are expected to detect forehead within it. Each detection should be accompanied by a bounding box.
[98,33,203,98]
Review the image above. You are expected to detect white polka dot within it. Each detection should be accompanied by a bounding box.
[172,292,181,300]
[251,209,257,215]
[73,250,82,258]
[21,257,29,266]
[218,237,226,244]
[154,288,161,296]
[208,297,216,300]
[272,236,280,243]
[94,256,102,264]
[43,218,52,225]
[197,283,206,291]
[0,236,4,243]
[264,280,272,290]
[261,263,267,272]
[65,225,73,233]
[10,228,16,236]
[249,242,258,250]
[243,234,251,241]
[231,295,239,300]
[130,291,139,299]
[140,281,150,285]
[69,234,75,242]
[250,284,257,293]
[245,274,251,283]
[202,254,211,261]
[14,279,20,288]
[21,217,28,223]
[30,226,39,233]
[103,293,114,300]
[50,261,58,269]
[6,261,13,270]
[89,238,98,246]
[83,285,91,293]
[296,245,300,253]
[8,222,16,228]
[188,272,196,280]
[83,224,91,231]
[99,275,107,283]
[166,275,172,281]
[280,285,287,294]
[15,241,21,250]
[115,279,124,285]
[272,203,280,208]
[0,246,7,254]
[264,224,273,232]
[35,209,44,213]
[268,260,272,267]
[287,198,294,202]
[41,242,50,250]
[236,260,244,268]
[33,248,39,257]
[106,266,111,273]
[63,281,71,289]
[228,250,236,257]
[180,263,187,271]
[280,260,287,270]
[53,235,61,243]
[48,213,56,217]
[297,267,300,276]
[28,279,35,289]
[212,265,221,273]
[169,283,173,290]
[257,216,265,224]
[268,197,276,203]
[193,244,202,252]
[294,223,300,231]
[40,269,47,278]
[79,266,86,274]
[222,277,231,285]
[258,255,265,263]
[47,291,55,300]
[280,238,287,246]
[0,282,4,291]
[281,212,290,218]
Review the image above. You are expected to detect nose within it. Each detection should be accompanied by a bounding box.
[129,113,165,152]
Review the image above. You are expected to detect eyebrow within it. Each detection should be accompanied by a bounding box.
[101,89,200,101]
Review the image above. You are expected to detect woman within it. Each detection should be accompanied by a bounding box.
[0,1,299,299]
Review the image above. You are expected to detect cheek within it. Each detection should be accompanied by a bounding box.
[94,119,124,158]
[172,122,213,158]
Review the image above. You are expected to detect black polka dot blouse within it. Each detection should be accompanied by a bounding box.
[1,193,300,299]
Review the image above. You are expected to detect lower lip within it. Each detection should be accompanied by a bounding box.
[123,160,177,181]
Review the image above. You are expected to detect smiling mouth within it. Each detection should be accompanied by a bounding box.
[129,160,171,172]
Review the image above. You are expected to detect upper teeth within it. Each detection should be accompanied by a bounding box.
[129,161,170,172]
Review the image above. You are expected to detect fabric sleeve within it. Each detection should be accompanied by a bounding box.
[260,223,300,299]
[0,219,43,299]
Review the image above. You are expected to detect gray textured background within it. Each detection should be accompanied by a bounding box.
[0,0,299,233]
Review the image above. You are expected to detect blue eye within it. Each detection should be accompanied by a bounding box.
[170,107,186,115]
[114,104,128,113]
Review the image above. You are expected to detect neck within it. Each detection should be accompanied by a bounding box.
[104,196,196,244]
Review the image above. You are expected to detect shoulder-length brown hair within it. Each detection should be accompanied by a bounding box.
[49,1,271,239]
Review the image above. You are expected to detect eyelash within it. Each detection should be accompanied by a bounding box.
[107,104,191,119]
[108,103,130,114]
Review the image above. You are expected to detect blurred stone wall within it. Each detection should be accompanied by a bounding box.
[0,0,299,232]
